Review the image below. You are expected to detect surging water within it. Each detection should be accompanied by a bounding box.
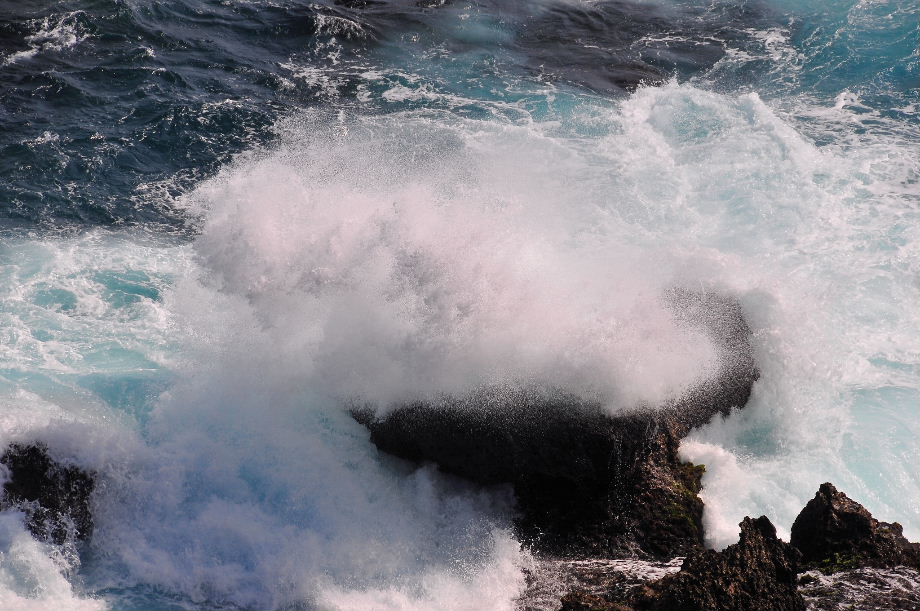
[0,0,917,608]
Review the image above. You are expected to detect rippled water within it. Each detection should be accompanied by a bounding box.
[0,0,917,608]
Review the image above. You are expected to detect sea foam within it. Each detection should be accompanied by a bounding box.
[0,75,917,608]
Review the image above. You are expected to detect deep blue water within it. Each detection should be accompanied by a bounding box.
[0,0,917,608]
[5,0,912,230]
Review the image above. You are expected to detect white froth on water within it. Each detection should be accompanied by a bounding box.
[0,75,917,608]
[0,512,104,611]
[2,12,88,66]
[182,111,723,411]
[1,231,529,610]
[617,82,920,547]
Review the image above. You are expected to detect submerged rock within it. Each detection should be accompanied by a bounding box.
[790,482,920,574]
[356,291,758,558]
[631,516,805,611]
[0,443,95,545]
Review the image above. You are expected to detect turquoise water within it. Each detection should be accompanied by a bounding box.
[0,0,917,608]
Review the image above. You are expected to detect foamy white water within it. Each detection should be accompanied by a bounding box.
[1,17,918,608]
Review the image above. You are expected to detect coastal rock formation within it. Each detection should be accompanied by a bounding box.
[790,482,920,573]
[548,517,805,611]
[0,443,95,545]
[631,516,805,611]
[358,391,710,558]
[547,485,920,611]
[358,291,756,557]
[356,291,757,558]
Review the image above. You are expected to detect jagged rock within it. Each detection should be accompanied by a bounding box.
[790,482,920,573]
[631,516,805,611]
[537,485,920,611]
[0,443,95,545]
[355,291,757,558]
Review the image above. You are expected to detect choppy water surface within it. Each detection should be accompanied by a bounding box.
[0,0,917,608]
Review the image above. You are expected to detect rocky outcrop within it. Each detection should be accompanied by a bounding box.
[0,443,95,545]
[358,392,709,558]
[356,291,758,558]
[631,516,805,611]
[544,485,920,611]
[790,483,920,574]
[545,517,805,611]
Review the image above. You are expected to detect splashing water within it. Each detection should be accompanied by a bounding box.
[0,0,917,607]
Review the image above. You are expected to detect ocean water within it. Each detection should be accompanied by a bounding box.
[0,0,917,608]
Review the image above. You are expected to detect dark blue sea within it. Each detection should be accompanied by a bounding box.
[0,0,917,608]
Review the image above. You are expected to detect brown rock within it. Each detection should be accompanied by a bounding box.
[632,516,805,611]
[790,482,920,573]
[559,590,632,611]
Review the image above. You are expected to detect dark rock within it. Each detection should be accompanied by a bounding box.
[539,484,920,611]
[628,430,705,558]
[358,391,709,557]
[0,443,95,545]
[355,291,758,558]
[798,565,920,611]
[790,482,920,573]
[631,516,806,611]
[559,591,631,611]
[517,557,682,611]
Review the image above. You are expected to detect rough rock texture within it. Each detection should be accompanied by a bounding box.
[356,291,757,558]
[559,592,631,611]
[631,516,806,611]
[790,483,920,573]
[358,393,709,557]
[531,559,920,611]
[0,443,95,545]
[798,566,920,611]
[518,557,682,611]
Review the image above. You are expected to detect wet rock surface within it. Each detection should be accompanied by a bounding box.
[518,557,683,611]
[349,279,919,610]
[539,484,920,611]
[790,482,920,573]
[0,442,95,545]
[357,291,757,558]
[798,566,920,611]
[631,516,805,611]
[524,556,920,611]
[359,393,711,558]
